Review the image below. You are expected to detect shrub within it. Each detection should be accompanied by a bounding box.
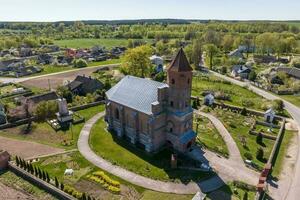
[244,152,253,160]
[256,132,263,144]
[73,58,88,68]
[55,177,59,188]
[89,171,121,193]
[256,148,264,161]
[243,191,248,200]
[240,108,247,116]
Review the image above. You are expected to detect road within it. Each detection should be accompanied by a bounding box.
[210,70,300,200]
[0,63,120,84]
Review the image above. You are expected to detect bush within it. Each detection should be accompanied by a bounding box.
[256,148,264,161]
[244,152,253,160]
[256,132,263,144]
[291,58,300,68]
[240,108,247,116]
[89,171,121,193]
[73,58,88,68]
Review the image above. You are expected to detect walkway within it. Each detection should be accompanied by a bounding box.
[210,70,300,200]
[78,111,224,194]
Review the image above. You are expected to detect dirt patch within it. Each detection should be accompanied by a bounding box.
[21,66,104,90]
[0,182,35,200]
[0,136,64,159]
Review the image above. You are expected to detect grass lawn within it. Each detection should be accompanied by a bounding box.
[140,190,193,200]
[280,94,300,108]
[207,181,256,200]
[192,74,271,111]
[0,105,105,149]
[271,130,296,178]
[210,108,275,170]
[194,115,229,158]
[53,38,129,49]
[0,170,56,200]
[89,118,213,182]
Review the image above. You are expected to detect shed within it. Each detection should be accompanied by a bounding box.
[264,108,276,123]
[204,93,214,106]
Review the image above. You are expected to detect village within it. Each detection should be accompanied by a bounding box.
[0,14,300,200]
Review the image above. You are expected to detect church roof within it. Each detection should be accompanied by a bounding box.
[167,48,193,72]
[106,75,168,115]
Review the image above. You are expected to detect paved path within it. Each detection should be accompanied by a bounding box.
[195,110,243,164]
[210,71,300,200]
[191,110,259,185]
[77,111,225,194]
[0,63,120,84]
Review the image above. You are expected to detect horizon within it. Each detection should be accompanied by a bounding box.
[1,0,299,22]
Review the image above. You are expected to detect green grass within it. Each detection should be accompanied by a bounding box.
[210,108,275,170]
[194,116,229,157]
[272,130,296,177]
[0,105,105,149]
[280,94,300,108]
[192,74,271,111]
[0,170,56,199]
[89,118,213,182]
[53,38,129,49]
[141,190,193,200]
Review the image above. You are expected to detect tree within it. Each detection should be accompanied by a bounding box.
[60,182,64,190]
[55,177,59,188]
[204,44,219,69]
[222,35,234,53]
[256,132,263,144]
[56,86,73,103]
[73,58,88,68]
[46,172,50,183]
[16,156,20,166]
[35,101,58,121]
[121,45,153,78]
[248,71,257,81]
[81,193,87,200]
[273,99,284,112]
[192,100,198,109]
[256,147,264,161]
[243,191,248,200]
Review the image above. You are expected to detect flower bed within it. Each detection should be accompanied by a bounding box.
[87,171,121,194]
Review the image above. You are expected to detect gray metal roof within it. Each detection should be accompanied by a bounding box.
[106,75,168,115]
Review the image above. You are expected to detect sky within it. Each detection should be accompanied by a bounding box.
[0,0,299,22]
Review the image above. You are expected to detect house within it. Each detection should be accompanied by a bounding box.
[0,151,10,170]
[105,48,196,153]
[264,108,276,123]
[276,67,300,80]
[67,75,104,95]
[231,65,251,79]
[204,93,214,106]
[37,54,53,65]
[19,47,33,57]
[228,49,244,59]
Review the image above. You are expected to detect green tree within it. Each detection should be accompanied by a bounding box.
[248,71,257,81]
[121,45,153,78]
[256,147,264,161]
[35,101,58,121]
[204,44,219,69]
[73,58,88,68]
[60,182,64,190]
[256,132,263,144]
[243,191,248,200]
[55,177,59,188]
[222,34,234,53]
[15,156,20,166]
[272,99,284,112]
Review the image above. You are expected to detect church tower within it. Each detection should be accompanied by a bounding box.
[167,48,193,112]
[166,48,196,153]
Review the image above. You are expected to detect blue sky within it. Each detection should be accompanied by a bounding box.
[0,0,299,21]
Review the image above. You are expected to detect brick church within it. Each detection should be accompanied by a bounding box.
[105,48,196,153]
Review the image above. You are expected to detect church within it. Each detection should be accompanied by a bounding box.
[105,48,196,153]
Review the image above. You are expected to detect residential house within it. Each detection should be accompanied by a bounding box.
[105,48,196,153]
[231,65,252,79]
[228,49,244,59]
[150,55,164,73]
[276,67,300,80]
[67,75,104,95]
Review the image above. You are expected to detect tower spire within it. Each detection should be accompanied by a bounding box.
[167,48,193,72]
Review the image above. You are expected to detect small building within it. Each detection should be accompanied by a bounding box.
[67,75,104,96]
[204,93,214,106]
[228,49,244,59]
[231,65,251,79]
[276,67,300,80]
[150,55,164,72]
[264,108,276,123]
[0,151,10,170]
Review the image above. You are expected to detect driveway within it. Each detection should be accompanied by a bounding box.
[210,71,300,200]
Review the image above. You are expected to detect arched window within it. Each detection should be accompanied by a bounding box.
[171,79,175,84]
[115,108,119,120]
[170,101,174,107]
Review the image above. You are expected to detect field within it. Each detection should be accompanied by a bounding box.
[89,117,213,182]
[192,73,271,111]
[0,170,56,200]
[53,38,129,49]
[194,115,229,157]
[0,105,105,149]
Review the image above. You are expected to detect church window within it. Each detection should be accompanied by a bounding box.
[115,108,119,120]
[170,101,174,107]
